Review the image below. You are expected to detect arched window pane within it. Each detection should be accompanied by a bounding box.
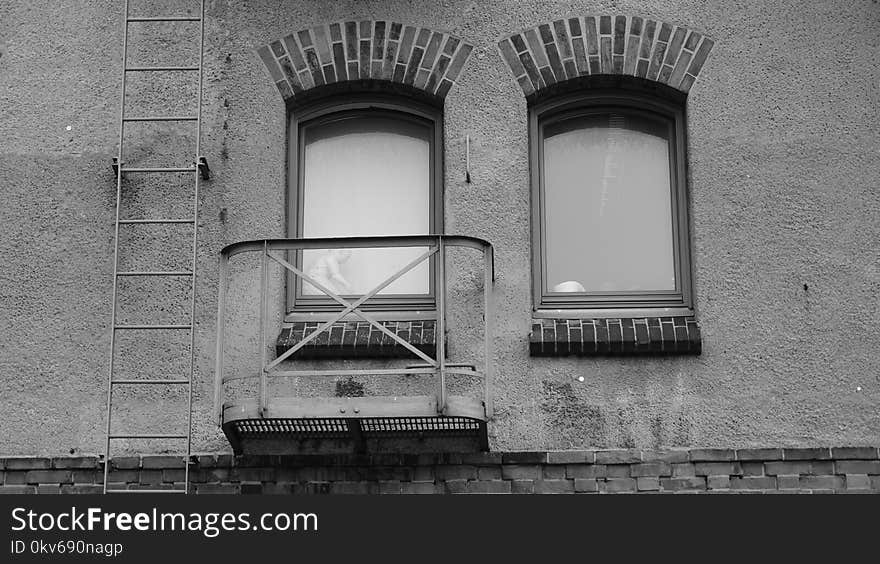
[543,112,676,293]
[301,115,430,295]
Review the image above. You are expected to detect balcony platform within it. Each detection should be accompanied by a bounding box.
[222,396,488,455]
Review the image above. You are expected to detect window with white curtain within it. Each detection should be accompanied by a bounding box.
[289,97,441,311]
[531,90,694,311]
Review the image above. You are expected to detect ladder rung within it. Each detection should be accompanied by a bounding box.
[117,271,193,277]
[112,379,190,385]
[115,324,192,330]
[127,16,201,22]
[123,116,198,122]
[105,489,187,494]
[125,66,199,72]
[121,167,197,173]
[109,434,188,440]
[119,219,195,224]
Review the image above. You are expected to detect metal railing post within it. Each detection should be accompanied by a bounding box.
[258,241,269,417]
[436,236,446,415]
[483,245,493,418]
[214,253,228,427]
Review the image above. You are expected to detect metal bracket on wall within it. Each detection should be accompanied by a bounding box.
[111,157,120,175]
[197,156,210,180]
[465,135,471,183]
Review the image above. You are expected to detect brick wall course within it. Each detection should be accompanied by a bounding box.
[660,476,706,491]
[0,486,37,494]
[574,478,598,492]
[690,448,735,461]
[740,462,765,476]
[595,449,642,464]
[51,457,100,469]
[547,450,594,464]
[631,462,672,477]
[845,474,871,490]
[835,461,880,474]
[4,457,50,471]
[2,449,877,494]
[783,448,832,460]
[694,462,741,476]
[707,476,730,490]
[832,447,879,459]
[671,463,695,477]
[736,448,783,461]
[542,465,566,479]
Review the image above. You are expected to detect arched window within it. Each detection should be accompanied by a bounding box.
[530,82,694,314]
[287,93,443,312]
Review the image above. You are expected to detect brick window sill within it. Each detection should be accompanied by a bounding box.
[529,317,701,356]
[276,320,436,360]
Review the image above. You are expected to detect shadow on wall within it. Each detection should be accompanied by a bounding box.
[540,381,692,449]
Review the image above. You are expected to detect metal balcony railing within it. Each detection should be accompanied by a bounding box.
[214,235,494,454]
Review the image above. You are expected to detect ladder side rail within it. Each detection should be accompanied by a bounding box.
[184,0,207,493]
[103,0,131,495]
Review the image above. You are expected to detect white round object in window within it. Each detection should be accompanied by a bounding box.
[552,280,585,293]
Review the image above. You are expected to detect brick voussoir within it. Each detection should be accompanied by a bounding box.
[499,15,714,96]
[259,21,474,100]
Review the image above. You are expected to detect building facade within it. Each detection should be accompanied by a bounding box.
[1,0,878,493]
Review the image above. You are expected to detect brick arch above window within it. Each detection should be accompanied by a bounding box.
[498,16,714,97]
[257,21,474,102]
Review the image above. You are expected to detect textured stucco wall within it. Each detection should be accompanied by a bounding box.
[1,0,878,456]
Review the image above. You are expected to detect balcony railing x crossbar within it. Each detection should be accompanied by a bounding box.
[265,246,440,368]
[214,235,495,440]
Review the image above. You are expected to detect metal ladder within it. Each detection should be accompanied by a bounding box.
[103,0,208,494]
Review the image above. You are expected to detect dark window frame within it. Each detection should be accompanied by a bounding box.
[529,89,695,314]
[286,92,444,315]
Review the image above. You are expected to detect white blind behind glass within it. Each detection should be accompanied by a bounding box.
[543,113,675,293]
[301,115,430,295]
